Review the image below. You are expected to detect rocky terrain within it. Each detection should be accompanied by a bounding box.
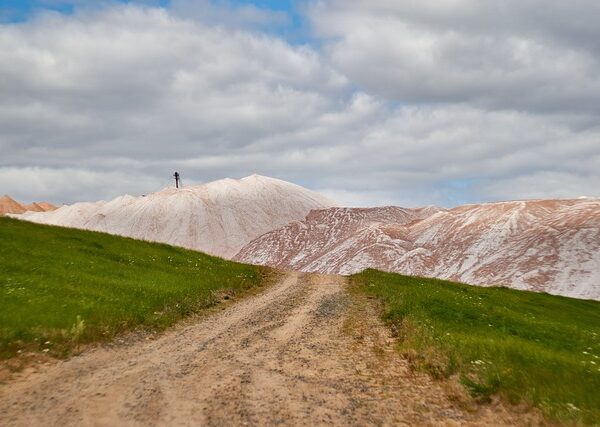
[236,199,600,300]
[13,175,336,258]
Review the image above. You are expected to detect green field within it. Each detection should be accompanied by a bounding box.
[351,269,600,424]
[0,217,271,359]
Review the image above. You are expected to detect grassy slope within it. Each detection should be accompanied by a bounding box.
[351,269,600,424]
[0,217,271,359]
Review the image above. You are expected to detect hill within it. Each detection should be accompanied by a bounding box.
[13,175,336,258]
[0,195,25,215]
[0,196,57,215]
[35,202,58,211]
[23,202,57,212]
[351,269,600,423]
[236,199,600,300]
[0,217,271,359]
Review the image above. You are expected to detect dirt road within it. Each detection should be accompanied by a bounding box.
[0,273,534,426]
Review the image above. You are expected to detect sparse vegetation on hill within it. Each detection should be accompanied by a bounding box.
[0,217,271,359]
[351,269,600,424]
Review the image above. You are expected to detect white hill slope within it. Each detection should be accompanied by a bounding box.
[236,199,600,301]
[14,175,336,258]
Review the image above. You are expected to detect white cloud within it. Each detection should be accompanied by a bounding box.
[0,1,599,207]
[474,172,600,202]
[309,0,600,114]
[0,166,164,204]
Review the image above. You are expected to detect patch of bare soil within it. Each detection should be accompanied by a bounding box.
[0,273,542,426]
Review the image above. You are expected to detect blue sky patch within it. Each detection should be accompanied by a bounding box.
[1,0,298,23]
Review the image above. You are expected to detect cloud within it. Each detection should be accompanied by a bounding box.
[473,171,600,202]
[0,6,344,158]
[0,166,163,204]
[309,0,600,114]
[0,1,599,206]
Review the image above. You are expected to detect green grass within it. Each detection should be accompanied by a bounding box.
[0,217,271,359]
[351,269,600,424]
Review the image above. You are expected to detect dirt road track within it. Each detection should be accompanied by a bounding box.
[0,273,537,426]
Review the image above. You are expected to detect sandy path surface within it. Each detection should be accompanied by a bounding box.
[0,273,536,426]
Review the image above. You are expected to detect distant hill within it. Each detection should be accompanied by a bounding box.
[0,195,25,215]
[13,175,336,258]
[35,202,58,211]
[236,199,600,300]
[0,195,57,215]
[23,202,57,212]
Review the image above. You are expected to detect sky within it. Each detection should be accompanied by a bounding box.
[1,0,599,207]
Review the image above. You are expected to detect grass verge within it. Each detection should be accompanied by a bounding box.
[351,269,600,424]
[0,217,273,360]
